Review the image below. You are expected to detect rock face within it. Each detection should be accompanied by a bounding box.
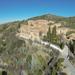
[17,19,75,42]
[67,33,75,40]
[18,20,49,41]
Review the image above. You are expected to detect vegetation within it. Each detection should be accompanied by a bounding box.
[43,25,65,49]
[29,14,75,29]
[28,14,65,22]
[59,42,64,49]
[64,17,75,29]
[47,26,52,42]
[44,58,65,75]
[0,23,51,75]
[0,14,75,75]
[43,26,60,45]
[50,58,64,75]
[68,40,75,55]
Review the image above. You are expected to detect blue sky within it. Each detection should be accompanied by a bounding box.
[0,0,75,23]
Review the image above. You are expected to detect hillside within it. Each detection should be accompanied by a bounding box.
[28,14,65,21]
[0,14,75,75]
[28,14,75,29]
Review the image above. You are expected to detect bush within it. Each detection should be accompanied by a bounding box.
[59,42,64,49]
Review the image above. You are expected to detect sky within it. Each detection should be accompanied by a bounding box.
[0,0,75,23]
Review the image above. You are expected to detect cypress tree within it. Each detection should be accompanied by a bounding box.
[52,26,56,37]
[52,26,57,43]
[47,26,52,42]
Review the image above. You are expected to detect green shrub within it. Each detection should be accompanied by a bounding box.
[59,42,64,49]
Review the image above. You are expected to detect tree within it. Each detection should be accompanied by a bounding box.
[55,58,64,71]
[69,41,74,54]
[26,54,32,70]
[48,22,53,26]
[51,67,57,75]
[59,42,64,49]
[18,23,21,28]
[47,26,52,42]
[52,26,56,37]
[43,26,60,45]
[43,35,47,41]
[52,26,57,44]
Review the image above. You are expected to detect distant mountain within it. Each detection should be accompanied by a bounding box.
[0,14,75,29]
[28,14,65,21]
[28,14,75,29]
